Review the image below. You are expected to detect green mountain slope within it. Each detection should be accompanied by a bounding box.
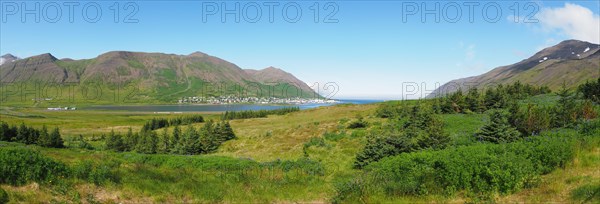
[430,40,600,97]
[0,51,318,103]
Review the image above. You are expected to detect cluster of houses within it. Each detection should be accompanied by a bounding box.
[47,107,76,111]
[178,96,337,104]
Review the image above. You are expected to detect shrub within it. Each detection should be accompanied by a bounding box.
[0,187,8,204]
[570,183,600,203]
[354,133,413,169]
[362,134,576,198]
[0,147,68,185]
[347,117,368,129]
[71,160,121,185]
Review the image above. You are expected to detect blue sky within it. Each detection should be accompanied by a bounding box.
[1,0,599,99]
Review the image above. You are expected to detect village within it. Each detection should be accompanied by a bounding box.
[177,96,338,105]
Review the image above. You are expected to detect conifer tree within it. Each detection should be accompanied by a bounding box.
[171,125,182,153]
[476,110,521,143]
[105,130,125,151]
[48,127,64,148]
[159,128,170,154]
[37,125,50,147]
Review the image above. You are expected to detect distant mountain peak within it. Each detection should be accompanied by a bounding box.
[1,53,17,59]
[0,53,20,66]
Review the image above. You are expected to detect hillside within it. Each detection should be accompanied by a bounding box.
[0,51,318,102]
[430,40,600,97]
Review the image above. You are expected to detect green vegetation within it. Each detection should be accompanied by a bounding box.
[0,122,64,148]
[579,77,600,103]
[141,115,204,131]
[0,147,68,185]
[0,187,7,204]
[475,109,522,143]
[106,120,235,155]
[221,106,300,120]
[333,132,582,203]
[0,82,598,202]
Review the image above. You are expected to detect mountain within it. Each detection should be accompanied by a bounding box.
[244,66,314,95]
[429,40,600,97]
[0,54,20,66]
[0,51,319,102]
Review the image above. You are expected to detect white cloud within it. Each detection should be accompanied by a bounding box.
[537,3,600,44]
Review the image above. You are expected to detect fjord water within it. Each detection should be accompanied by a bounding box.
[84,99,383,112]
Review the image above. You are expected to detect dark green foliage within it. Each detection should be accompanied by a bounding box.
[376,102,409,118]
[354,133,413,169]
[135,130,158,154]
[0,147,68,186]
[105,130,125,152]
[578,77,600,103]
[0,187,7,204]
[75,135,94,150]
[141,115,204,132]
[347,117,368,129]
[465,88,484,113]
[553,84,582,127]
[0,122,63,148]
[0,122,13,141]
[438,82,551,114]
[355,104,450,168]
[357,134,576,200]
[170,125,181,153]
[158,129,170,154]
[221,107,300,120]
[476,110,522,143]
[510,103,552,136]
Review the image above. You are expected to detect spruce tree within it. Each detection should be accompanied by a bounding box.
[554,83,578,127]
[221,121,236,141]
[0,122,7,141]
[37,125,50,147]
[49,127,64,148]
[158,128,170,154]
[123,127,136,151]
[106,130,125,151]
[171,125,182,153]
[476,110,521,143]
[16,123,28,143]
[465,88,483,113]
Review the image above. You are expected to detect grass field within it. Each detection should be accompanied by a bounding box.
[0,98,599,203]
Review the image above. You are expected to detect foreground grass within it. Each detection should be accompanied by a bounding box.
[1,101,599,203]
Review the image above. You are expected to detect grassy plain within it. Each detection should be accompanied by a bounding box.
[0,98,598,203]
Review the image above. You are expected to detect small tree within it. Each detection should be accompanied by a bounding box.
[354,133,413,169]
[553,83,579,127]
[37,125,51,147]
[48,127,64,148]
[105,130,125,151]
[476,110,522,143]
[158,128,170,154]
[465,88,484,113]
[171,125,182,153]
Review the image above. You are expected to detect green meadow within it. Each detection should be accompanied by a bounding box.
[0,88,599,203]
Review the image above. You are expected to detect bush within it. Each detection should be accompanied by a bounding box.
[0,187,8,204]
[347,118,368,129]
[71,160,121,185]
[362,134,576,198]
[0,147,68,185]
